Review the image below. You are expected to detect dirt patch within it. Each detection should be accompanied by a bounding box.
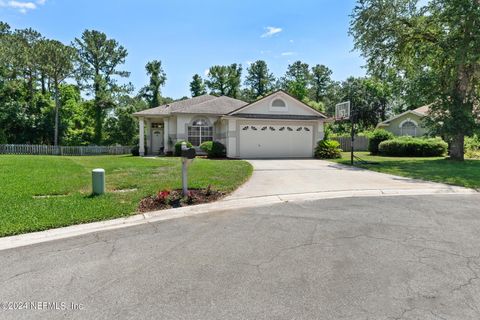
[33,194,68,199]
[113,188,138,193]
[138,187,224,213]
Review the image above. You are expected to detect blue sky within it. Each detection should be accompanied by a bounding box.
[0,0,366,99]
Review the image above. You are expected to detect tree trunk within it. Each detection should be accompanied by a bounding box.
[93,75,102,145]
[449,134,465,161]
[93,105,103,145]
[41,73,46,95]
[54,83,60,146]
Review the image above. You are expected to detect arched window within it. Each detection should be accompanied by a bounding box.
[401,120,417,136]
[271,99,286,108]
[188,118,213,146]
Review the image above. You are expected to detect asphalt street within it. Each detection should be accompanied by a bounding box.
[1,194,480,320]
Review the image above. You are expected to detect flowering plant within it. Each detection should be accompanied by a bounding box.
[156,190,171,203]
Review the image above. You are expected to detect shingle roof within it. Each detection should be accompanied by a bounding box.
[413,104,430,115]
[377,104,431,127]
[133,95,247,116]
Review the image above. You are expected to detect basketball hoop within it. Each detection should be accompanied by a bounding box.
[335,101,351,121]
[334,101,355,165]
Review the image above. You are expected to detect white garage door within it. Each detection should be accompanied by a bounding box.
[239,123,314,158]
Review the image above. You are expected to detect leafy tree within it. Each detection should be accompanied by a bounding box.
[244,60,275,101]
[323,81,343,116]
[310,64,332,103]
[12,28,43,100]
[190,74,206,97]
[226,63,242,98]
[141,60,166,108]
[206,65,228,96]
[350,0,480,160]
[302,97,325,113]
[282,61,311,100]
[73,30,131,144]
[338,77,388,131]
[38,40,76,145]
[205,64,242,98]
[104,95,147,145]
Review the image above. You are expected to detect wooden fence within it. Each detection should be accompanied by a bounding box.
[333,136,369,152]
[0,144,133,156]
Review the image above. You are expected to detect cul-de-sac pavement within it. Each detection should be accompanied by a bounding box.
[1,160,479,320]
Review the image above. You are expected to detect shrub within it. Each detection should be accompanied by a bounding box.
[131,145,148,156]
[368,129,394,155]
[174,140,193,156]
[378,137,448,157]
[314,140,342,159]
[465,135,480,159]
[200,141,227,158]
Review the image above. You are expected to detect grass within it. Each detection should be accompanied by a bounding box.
[0,155,253,237]
[330,152,480,189]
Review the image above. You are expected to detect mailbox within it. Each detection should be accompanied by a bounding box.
[180,142,196,196]
[181,148,196,159]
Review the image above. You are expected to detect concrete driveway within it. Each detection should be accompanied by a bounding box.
[1,194,480,320]
[226,159,472,200]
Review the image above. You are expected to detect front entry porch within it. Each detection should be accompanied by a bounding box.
[138,117,169,156]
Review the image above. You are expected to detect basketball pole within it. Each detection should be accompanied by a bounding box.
[350,111,354,166]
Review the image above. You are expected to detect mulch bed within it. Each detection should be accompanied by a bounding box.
[138,187,225,213]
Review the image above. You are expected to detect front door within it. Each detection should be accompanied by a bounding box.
[151,123,164,155]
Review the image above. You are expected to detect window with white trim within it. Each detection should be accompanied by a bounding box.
[401,121,417,136]
[188,118,213,146]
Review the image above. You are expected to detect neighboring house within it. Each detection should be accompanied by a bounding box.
[376,105,430,137]
[133,90,327,158]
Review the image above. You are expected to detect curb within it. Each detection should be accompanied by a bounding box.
[0,188,477,251]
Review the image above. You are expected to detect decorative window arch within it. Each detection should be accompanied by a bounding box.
[271,98,286,108]
[399,118,418,136]
[187,117,213,146]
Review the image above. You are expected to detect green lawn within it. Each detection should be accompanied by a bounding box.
[330,152,480,189]
[0,155,253,237]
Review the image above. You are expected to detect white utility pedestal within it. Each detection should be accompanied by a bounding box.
[92,168,105,195]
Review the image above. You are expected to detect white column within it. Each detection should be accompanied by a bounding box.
[139,117,145,156]
[145,119,151,155]
[163,119,169,153]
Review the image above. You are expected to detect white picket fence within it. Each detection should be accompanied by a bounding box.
[333,136,369,152]
[0,144,133,156]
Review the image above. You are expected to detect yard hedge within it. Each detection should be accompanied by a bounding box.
[200,141,227,158]
[378,137,448,157]
[174,140,193,156]
[368,129,394,155]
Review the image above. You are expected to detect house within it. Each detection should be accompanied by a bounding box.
[376,105,430,137]
[133,90,327,158]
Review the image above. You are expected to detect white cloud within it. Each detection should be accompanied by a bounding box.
[281,52,296,56]
[0,0,46,13]
[261,26,282,38]
[289,39,294,43]
[203,69,210,77]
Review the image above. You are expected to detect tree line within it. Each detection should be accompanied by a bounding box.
[190,60,405,131]
[0,19,397,147]
[0,22,168,146]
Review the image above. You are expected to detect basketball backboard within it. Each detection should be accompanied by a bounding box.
[335,101,351,121]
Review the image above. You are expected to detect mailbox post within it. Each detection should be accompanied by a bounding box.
[180,142,196,196]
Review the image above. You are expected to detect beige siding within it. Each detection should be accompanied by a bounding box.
[382,113,427,137]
